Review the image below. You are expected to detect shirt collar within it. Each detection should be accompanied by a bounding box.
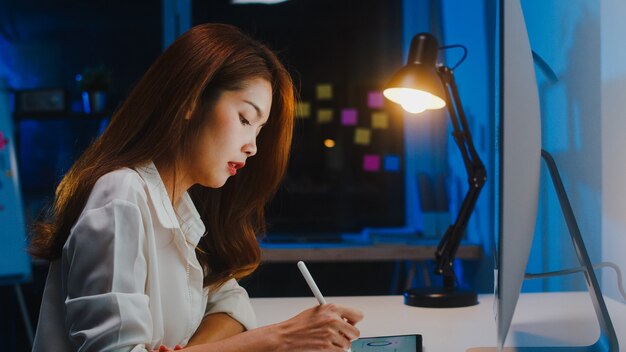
[134,161,206,246]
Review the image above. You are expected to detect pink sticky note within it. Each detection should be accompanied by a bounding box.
[341,108,358,126]
[363,154,381,172]
[367,91,384,109]
[0,132,7,150]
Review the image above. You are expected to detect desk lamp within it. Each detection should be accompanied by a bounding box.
[384,33,485,308]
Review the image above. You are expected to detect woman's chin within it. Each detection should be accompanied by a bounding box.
[200,177,228,189]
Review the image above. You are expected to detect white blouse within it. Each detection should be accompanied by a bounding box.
[33,162,256,352]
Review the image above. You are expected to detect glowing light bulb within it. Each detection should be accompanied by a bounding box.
[401,102,427,114]
[323,139,336,148]
[383,88,446,114]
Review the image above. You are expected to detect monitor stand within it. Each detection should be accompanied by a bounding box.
[469,150,619,352]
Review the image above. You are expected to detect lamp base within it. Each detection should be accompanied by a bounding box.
[404,287,478,308]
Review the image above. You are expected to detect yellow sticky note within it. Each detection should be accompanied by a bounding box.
[316,84,333,100]
[371,111,389,129]
[295,102,311,118]
[317,109,333,124]
[354,128,372,145]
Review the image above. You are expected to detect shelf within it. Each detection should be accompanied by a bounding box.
[260,241,482,263]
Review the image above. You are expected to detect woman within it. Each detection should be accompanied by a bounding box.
[30,23,362,352]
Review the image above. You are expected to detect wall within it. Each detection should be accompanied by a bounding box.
[401,0,449,234]
[520,0,603,292]
[439,0,494,292]
[439,0,493,251]
[0,1,160,94]
[601,0,626,302]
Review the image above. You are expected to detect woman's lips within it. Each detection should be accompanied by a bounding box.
[228,162,245,175]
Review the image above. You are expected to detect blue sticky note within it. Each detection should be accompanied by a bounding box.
[383,155,401,172]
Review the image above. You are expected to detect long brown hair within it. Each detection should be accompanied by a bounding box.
[29,23,295,288]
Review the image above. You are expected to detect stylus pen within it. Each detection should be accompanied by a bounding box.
[297,261,353,352]
[297,261,327,304]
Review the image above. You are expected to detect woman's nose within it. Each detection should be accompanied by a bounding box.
[243,140,257,157]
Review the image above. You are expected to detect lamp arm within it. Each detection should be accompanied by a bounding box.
[433,66,487,281]
[439,66,485,172]
[435,177,485,278]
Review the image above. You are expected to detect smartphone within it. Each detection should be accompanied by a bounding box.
[350,334,423,352]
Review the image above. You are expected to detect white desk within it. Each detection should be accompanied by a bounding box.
[251,292,626,351]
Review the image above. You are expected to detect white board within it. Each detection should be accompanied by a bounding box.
[0,77,31,284]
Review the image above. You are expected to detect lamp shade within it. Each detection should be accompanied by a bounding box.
[383,33,446,114]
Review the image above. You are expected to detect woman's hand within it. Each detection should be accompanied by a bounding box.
[273,303,363,352]
[149,304,364,352]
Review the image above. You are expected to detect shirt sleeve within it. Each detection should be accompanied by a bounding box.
[204,278,257,330]
[63,199,152,352]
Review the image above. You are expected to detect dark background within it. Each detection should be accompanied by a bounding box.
[0,0,412,350]
[194,0,406,236]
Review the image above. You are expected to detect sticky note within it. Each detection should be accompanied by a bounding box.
[316,84,333,100]
[363,154,381,172]
[0,131,7,150]
[371,111,389,129]
[383,155,401,171]
[295,102,311,118]
[341,108,358,126]
[354,128,371,145]
[317,109,333,124]
[368,91,385,109]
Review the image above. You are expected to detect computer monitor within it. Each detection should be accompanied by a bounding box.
[492,0,618,350]
[495,0,541,348]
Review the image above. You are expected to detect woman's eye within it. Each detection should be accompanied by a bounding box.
[239,115,251,126]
